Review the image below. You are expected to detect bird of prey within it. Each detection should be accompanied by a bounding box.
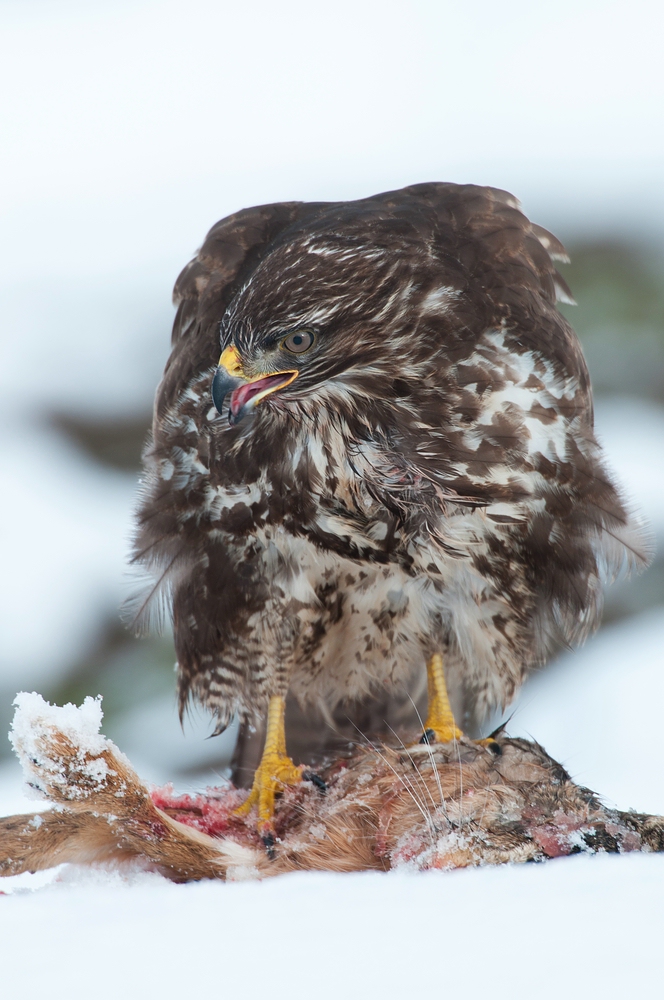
[130,183,649,838]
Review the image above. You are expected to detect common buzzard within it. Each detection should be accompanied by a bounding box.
[130,183,649,836]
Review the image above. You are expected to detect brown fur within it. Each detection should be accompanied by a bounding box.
[2,709,663,882]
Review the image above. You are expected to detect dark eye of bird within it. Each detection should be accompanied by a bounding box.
[282,330,315,354]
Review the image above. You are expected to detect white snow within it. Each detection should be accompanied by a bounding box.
[10,692,106,761]
[0,856,662,999]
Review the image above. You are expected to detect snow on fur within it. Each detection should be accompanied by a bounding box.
[9,692,131,801]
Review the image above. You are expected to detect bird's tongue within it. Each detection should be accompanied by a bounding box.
[229,373,292,416]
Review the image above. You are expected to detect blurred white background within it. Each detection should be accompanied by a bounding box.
[1,0,663,802]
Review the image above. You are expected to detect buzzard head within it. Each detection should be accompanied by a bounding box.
[210,232,445,427]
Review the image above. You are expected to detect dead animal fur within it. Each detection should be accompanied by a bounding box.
[2,696,664,882]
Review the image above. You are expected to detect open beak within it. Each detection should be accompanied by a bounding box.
[211,345,298,425]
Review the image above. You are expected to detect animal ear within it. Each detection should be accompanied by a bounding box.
[156,201,316,418]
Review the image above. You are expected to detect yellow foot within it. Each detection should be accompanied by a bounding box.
[417,652,464,745]
[234,749,303,835]
[231,694,326,847]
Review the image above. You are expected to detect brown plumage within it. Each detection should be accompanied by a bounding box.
[128,181,649,755]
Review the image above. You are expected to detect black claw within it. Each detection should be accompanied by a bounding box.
[262,832,276,859]
[302,771,327,793]
[487,740,502,756]
[419,728,436,745]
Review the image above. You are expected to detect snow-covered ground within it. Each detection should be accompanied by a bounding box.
[1,855,663,1000]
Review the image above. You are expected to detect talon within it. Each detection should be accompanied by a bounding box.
[302,771,327,793]
[419,728,436,745]
[261,831,277,859]
[232,750,302,826]
[477,737,502,755]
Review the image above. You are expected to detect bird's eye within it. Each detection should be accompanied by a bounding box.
[281,330,315,354]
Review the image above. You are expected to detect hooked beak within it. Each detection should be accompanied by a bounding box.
[211,345,298,425]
